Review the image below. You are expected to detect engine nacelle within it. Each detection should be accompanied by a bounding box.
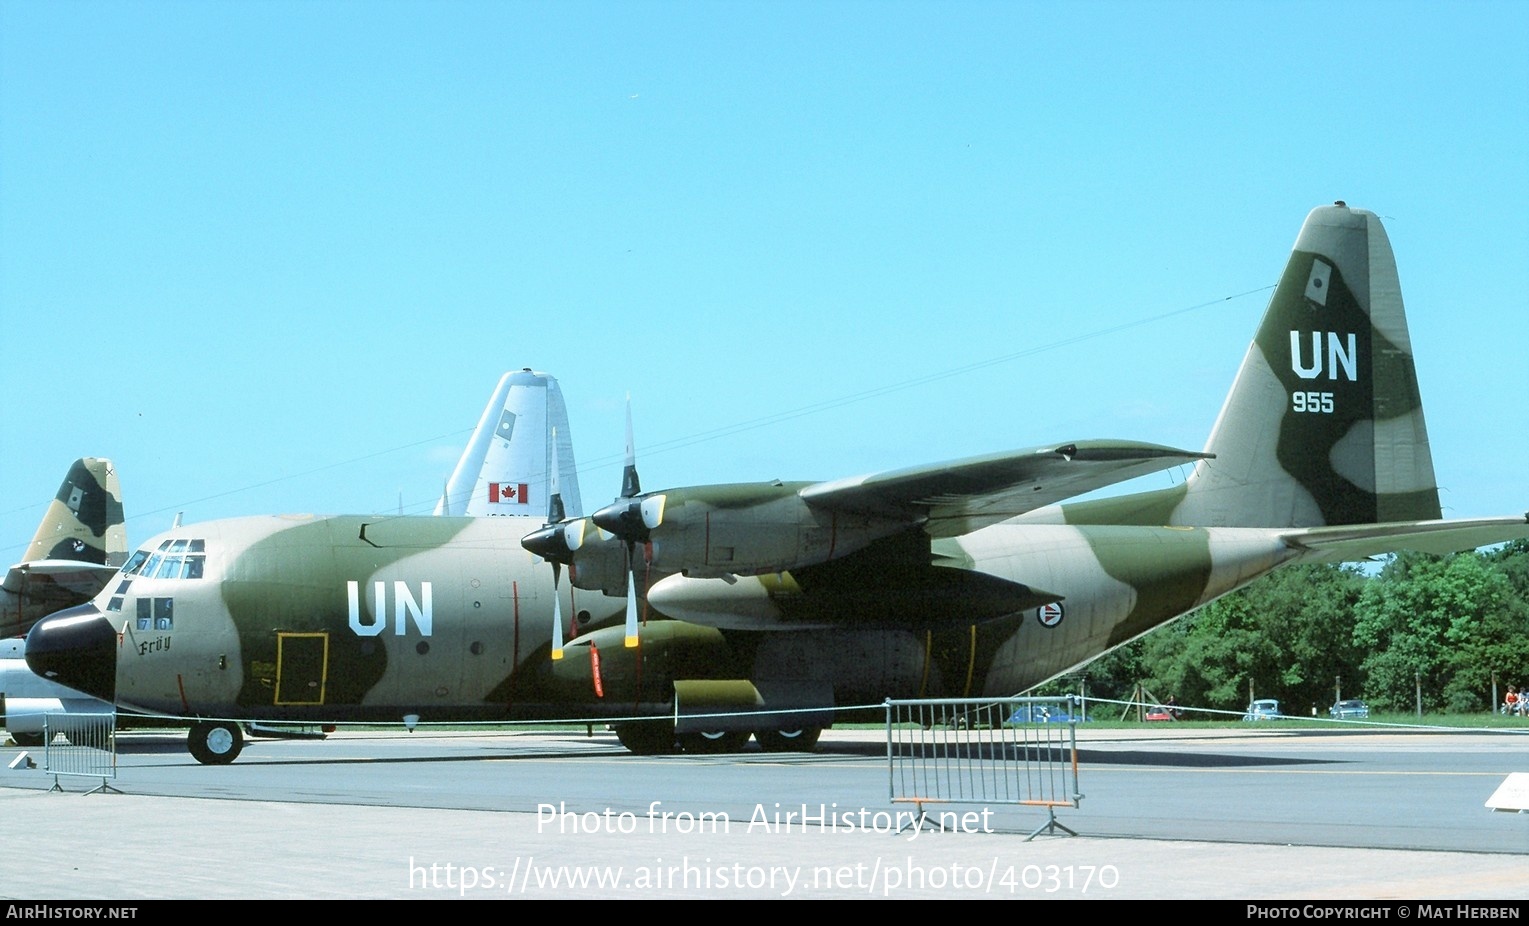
[560,482,912,595]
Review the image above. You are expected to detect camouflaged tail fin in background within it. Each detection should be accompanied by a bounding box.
[21,458,128,567]
[1173,204,1441,529]
[2,458,128,639]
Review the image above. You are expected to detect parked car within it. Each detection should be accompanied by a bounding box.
[1008,705,1052,724]
[1329,699,1370,720]
[1007,705,1091,724]
[1241,698,1282,721]
[1145,705,1179,721]
[1043,711,1092,723]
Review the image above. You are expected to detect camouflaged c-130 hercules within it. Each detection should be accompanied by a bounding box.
[26,205,1529,763]
[2,458,126,640]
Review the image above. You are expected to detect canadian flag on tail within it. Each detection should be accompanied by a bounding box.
[488,482,530,505]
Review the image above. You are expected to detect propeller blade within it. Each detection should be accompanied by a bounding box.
[623,551,640,648]
[619,393,640,499]
[546,426,566,525]
[591,402,664,541]
[534,425,571,661]
[551,564,565,660]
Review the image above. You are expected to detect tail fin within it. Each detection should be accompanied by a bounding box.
[21,458,127,566]
[434,370,583,518]
[3,458,127,638]
[1175,203,1441,528]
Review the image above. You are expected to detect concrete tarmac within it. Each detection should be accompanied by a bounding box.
[2,726,1527,901]
[0,789,1525,901]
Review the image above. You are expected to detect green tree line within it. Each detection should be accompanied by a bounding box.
[1038,539,1529,716]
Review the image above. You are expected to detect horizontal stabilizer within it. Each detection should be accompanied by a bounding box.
[3,560,120,597]
[800,440,1210,537]
[1282,515,1529,564]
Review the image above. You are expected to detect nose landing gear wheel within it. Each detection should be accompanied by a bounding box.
[188,721,244,765]
[754,727,821,753]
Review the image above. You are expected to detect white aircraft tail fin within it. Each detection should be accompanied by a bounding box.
[1175,202,1441,528]
[434,370,582,518]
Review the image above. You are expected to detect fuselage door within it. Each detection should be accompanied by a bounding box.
[274,632,329,705]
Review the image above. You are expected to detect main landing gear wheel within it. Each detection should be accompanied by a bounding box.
[614,720,678,756]
[188,721,244,765]
[10,732,45,748]
[754,728,821,753]
[677,730,750,754]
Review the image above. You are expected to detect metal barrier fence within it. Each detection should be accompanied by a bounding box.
[885,696,1082,840]
[42,711,120,794]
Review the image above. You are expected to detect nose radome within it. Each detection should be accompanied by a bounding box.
[25,603,117,702]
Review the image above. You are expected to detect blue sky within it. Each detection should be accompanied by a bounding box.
[2,0,1526,562]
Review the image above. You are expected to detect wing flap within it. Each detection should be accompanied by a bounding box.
[799,440,1209,538]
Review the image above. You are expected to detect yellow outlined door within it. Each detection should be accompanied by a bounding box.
[275,632,329,705]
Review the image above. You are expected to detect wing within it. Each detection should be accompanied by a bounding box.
[545,440,1208,596]
[799,440,1210,537]
[1281,515,1529,563]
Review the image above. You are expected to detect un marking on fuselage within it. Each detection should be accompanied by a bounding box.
[346,580,433,637]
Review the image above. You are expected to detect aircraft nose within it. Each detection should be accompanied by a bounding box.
[25,603,117,702]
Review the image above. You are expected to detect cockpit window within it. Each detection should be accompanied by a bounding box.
[123,542,207,580]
